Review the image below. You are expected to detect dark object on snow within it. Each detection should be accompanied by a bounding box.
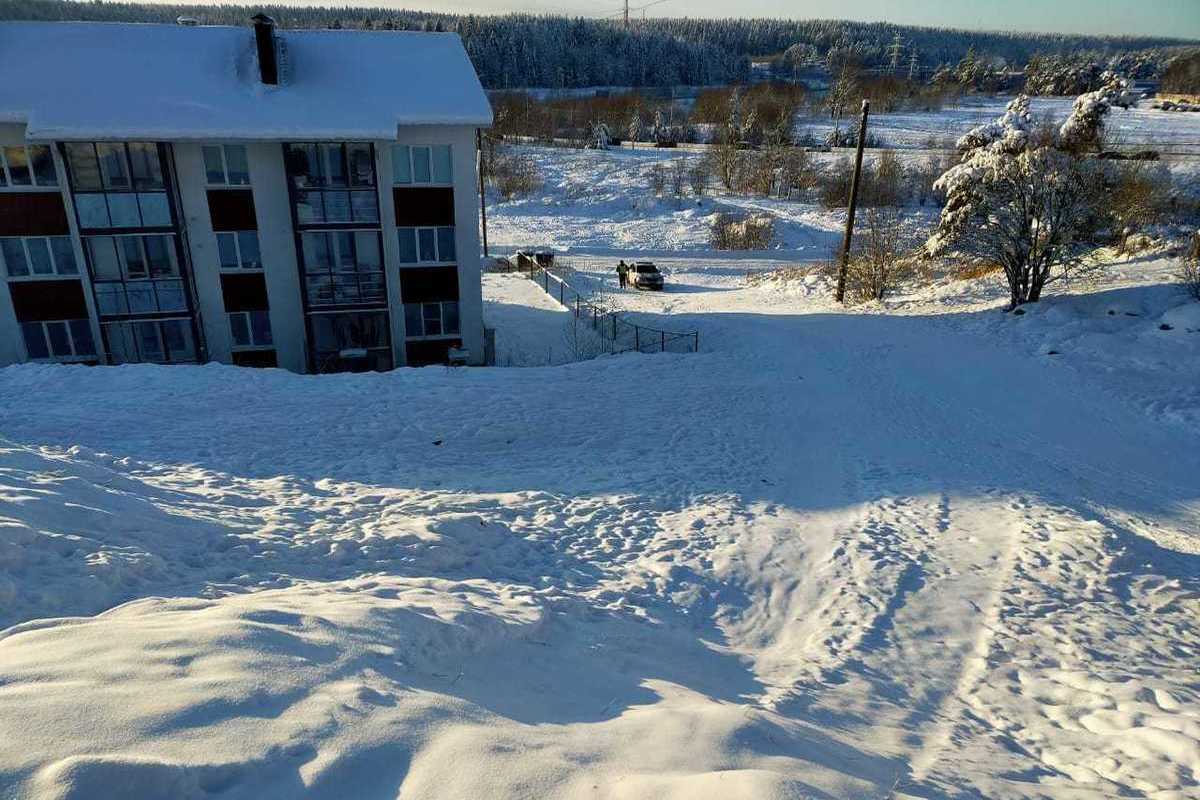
[1097,150,1159,161]
[514,250,555,271]
[1046,350,1061,355]
[432,439,443,446]
[252,14,278,86]
[1012,308,1026,315]
[1160,323,1174,330]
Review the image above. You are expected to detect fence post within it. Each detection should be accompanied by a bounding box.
[694,331,699,352]
[612,315,616,340]
[559,281,564,305]
[661,331,666,352]
[635,327,640,352]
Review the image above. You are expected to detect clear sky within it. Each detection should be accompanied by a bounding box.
[238,0,1198,38]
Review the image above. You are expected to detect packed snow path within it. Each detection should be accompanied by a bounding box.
[1,271,1198,798]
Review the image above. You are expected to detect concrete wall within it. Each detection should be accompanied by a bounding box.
[247,143,307,374]
[388,125,486,365]
[173,142,307,373]
[173,144,231,365]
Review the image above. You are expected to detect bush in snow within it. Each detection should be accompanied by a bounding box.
[490,149,542,201]
[1104,161,1172,252]
[1182,232,1200,301]
[669,159,687,202]
[648,162,667,197]
[817,156,853,209]
[687,159,710,197]
[926,91,1115,309]
[844,208,918,302]
[862,149,905,207]
[711,213,774,250]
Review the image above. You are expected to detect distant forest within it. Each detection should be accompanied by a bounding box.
[1,0,1197,89]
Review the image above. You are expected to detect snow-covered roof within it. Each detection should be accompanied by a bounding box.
[0,22,493,141]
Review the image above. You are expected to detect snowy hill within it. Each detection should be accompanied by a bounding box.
[3,122,1200,797]
[2,242,1199,797]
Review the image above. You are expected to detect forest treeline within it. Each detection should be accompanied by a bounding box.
[0,0,1197,90]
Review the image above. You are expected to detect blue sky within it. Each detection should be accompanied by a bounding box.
[284,0,1197,38]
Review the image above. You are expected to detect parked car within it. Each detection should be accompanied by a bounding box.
[630,261,664,290]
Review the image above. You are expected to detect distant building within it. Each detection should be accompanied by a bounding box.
[0,17,492,371]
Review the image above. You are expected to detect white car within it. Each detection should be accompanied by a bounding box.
[629,261,664,290]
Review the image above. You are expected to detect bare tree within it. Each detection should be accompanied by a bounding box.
[688,159,710,197]
[777,146,816,199]
[705,138,741,192]
[669,158,687,203]
[827,64,860,145]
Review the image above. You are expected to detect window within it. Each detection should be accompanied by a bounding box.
[64,143,172,229]
[21,319,96,361]
[393,144,452,185]
[397,226,456,264]
[301,230,385,307]
[202,145,250,186]
[0,145,57,188]
[229,310,273,349]
[85,235,186,316]
[0,236,78,278]
[309,310,391,372]
[103,319,196,364]
[286,143,379,225]
[404,301,460,338]
[216,231,262,270]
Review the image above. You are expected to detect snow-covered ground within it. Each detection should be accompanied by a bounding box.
[795,95,1200,153]
[486,145,935,259]
[3,138,1200,799]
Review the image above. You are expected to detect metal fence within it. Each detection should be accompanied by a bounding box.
[528,265,699,355]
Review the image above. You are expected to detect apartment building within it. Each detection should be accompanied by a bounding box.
[0,16,492,371]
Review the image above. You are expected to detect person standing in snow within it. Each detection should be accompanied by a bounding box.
[617,260,629,289]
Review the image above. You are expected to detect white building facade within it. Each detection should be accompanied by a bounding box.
[0,18,492,371]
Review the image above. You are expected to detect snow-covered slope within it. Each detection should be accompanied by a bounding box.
[2,246,1198,798]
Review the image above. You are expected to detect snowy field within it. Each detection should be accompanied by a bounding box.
[2,135,1200,799]
[793,95,1200,152]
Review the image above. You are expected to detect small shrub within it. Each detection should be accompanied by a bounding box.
[843,208,916,302]
[669,159,687,200]
[491,150,541,201]
[862,149,905,207]
[648,162,667,196]
[711,213,774,250]
[817,156,853,208]
[1182,231,1200,300]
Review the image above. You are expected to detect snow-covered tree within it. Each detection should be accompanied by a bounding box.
[1058,72,1126,153]
[927,89,1116,309]
[590,121,611,150]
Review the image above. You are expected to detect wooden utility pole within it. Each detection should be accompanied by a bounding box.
[477,129,489,257]
[835,100,870,304]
